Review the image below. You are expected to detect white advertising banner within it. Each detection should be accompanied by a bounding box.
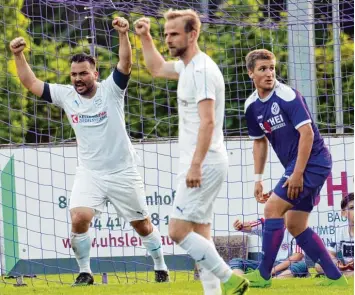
[0,136,353,261]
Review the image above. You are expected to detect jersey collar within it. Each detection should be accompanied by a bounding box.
[257,80,280,103]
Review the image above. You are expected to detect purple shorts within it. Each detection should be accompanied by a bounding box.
[274,175,323,212]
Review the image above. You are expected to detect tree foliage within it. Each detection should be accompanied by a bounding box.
[0,0,353,144]
[0,0,29,143]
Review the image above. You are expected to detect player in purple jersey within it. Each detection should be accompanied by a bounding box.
[243,49,348,288]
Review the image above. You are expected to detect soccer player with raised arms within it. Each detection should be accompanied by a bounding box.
[135,9,249,295]
[243,49,348,287]
[9,17,168,286]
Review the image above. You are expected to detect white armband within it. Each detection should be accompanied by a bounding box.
[254,174,263,182]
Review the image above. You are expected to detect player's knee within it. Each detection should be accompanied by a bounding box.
[70,208,93,233]
[168,223,184,244]
[71,220,90,233]
[130,218,152,236]
[286,223,306,237]
[263,194,291,219]
[168,224,179,243]
[264,204,283,219]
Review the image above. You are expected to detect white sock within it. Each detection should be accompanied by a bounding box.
[139,226,167,271]
[202,239,222,294]
[71,231,91,274]
[179,232,232,283]
[196,239,222,295]
[197,262,222,295]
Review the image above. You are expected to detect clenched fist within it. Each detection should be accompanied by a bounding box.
[134,17,151,36]
[9,37,26,55]
[233,219,244,231]
[112,17,129,34]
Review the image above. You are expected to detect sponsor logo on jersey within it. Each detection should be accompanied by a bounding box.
[257,115,263,119]
[271,102,280,115]
[71,114,79,123]
[73,100,80,107]
[178,98,188,106]
[93,98,103,108]
[259,114,286,133]
[71,112,107,124]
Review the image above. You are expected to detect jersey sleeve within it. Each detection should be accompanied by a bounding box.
[101,69,127,101]
[193,67,219,103]
[174,60,184,75]
[244,104,265,139]
[281,90,312,129]
[48,83,73,108]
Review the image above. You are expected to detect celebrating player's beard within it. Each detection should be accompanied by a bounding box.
[167,35,189,58]
[168,44,188,57]
[74,81,95,96]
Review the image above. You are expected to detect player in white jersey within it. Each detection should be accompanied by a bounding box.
[9,16,168,286]
[134,9,249,295]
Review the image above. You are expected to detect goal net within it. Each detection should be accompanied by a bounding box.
[0,0,353,282]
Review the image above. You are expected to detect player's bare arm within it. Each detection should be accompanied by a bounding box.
[134,17,178,80]
[186,99,215,188]
[113,17,132,74]
[253,137,268,203]
[233,219,252,232]
[9,37,44,97]
[282,123,314,200]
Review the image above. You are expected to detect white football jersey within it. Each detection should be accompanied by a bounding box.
[174,52,228,165]
[328,225,354,264]
[49,72,137,173]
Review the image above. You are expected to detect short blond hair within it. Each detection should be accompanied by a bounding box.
[245,49,276,71]
[164,9,201,37]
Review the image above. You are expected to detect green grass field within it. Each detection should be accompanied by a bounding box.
[0,272,353,295]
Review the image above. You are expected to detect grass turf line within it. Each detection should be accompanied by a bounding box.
[0,272,353,295]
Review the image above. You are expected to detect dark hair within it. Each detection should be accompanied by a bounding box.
[245,49,276,71]
[341,193,354,210]
[70,53,97,69]
[184,19,196,33]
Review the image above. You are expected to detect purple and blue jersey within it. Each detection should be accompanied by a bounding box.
[245,81,332,211]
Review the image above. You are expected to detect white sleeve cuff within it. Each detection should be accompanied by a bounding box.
[249,134,265,139]
[174,60,183,74]
[295,119,312,129]
[196,96,215,103]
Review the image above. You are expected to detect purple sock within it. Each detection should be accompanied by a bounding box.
[295,227,341,280]
[258,218,285,280]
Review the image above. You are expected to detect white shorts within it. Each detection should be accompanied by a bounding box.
[171,162,228,224]
[69,166,149,222]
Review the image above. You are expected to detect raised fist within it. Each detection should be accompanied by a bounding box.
[134,17,151,36]
[233,219,244,231]
[112,17,129,34]
[9,37,26,55]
